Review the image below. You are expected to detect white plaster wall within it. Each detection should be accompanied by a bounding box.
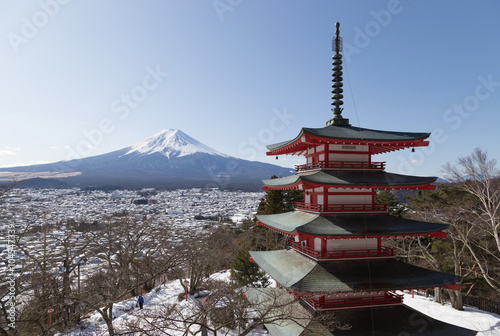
[314,237,322,251]
[317,194,324,205]
[328,153,369,162]
[326,238,377,251]
[327,194,371,204]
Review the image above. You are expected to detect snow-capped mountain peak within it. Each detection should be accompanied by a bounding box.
[124,129,227,158]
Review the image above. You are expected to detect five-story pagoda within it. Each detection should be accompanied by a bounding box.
[245,23,477,335]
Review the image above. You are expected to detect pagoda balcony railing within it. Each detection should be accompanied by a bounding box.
[293,202,387,214]
[295,161,385,172]
[289,240,395,260]
[302,291,403,311]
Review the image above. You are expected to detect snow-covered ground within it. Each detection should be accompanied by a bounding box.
[65,271,271,336]
[65,272,500,335]
[402,292,500,336]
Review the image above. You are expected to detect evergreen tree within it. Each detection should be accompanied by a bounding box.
[251,176,304,251]
[230,247,269,288]
[375,190,404,217]
[257,176,303,215]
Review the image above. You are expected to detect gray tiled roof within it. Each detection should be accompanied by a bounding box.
[263,171,437,188]
[325,305,477,335]
[256,211,449,236]
[250,250,462,293]
[244,288,477,336]
[243,287,333,336]
[267,125,430,151]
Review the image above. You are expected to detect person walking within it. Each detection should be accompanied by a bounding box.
[137,295,144,309]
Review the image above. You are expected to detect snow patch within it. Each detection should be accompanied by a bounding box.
[402,291,500,336]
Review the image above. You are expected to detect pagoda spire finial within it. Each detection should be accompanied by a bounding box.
[327,22,350,126]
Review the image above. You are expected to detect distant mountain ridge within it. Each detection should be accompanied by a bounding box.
[0,129,294,190]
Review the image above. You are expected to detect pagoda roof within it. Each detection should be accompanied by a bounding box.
[244,287,476,336]
[243,287,333,336]
[322,305,477,335]
[249,249,462,293]
[256,211,449,237]
[266,125,430,155]
[262,171,437,190]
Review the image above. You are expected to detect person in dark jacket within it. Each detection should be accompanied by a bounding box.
[137,295,144,309]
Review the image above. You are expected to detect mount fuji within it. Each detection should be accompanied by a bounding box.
[124,129,229,159]
[0,129,294,190]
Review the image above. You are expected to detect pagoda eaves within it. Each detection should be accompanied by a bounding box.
[266,125,431,156]
[262,171,437,191]
[250,249,462,294]
[255,212,449,238]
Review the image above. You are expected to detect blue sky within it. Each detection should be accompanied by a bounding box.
[1,0,499,178]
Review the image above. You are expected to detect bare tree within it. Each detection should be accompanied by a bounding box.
[80,216,181,336]
[176,237,217,297]
[176,225,239,296]
[0,182,18,336]
[12,223,64,335]
[3,215,97,335]
[444,148,500,293]
[404,185,481,309]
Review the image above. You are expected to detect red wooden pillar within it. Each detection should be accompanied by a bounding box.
[323,146,328,167]
[323,187,328,211]
[321,238,327,258]
[319,295,325,309]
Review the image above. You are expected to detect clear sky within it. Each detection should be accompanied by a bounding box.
[1,0,499,178]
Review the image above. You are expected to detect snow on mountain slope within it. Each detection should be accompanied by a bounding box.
[124,129,228,158]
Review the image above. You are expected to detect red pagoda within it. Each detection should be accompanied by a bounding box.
[245,23,477,335]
